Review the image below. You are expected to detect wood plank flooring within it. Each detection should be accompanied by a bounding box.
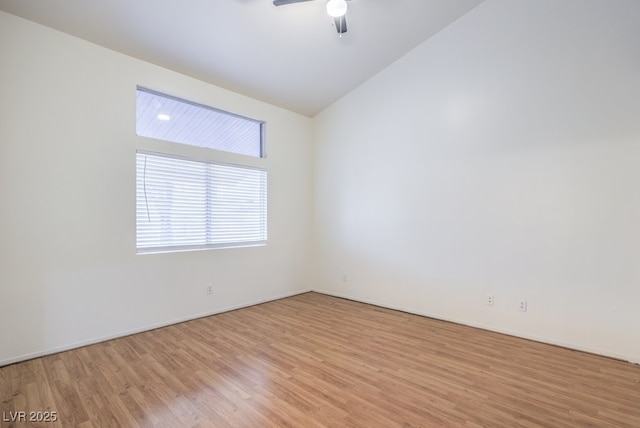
[1,292,640,427]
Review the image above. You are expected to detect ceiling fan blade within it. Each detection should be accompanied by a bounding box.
[273,0,315,6]
[334,15,347,34]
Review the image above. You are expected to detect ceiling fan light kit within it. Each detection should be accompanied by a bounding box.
[274,0,350,36]
[326,0,348,18]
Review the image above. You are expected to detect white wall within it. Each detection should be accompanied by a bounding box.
[0,12,312,365]
[313,0,640,363]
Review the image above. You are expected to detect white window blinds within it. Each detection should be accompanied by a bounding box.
[136,151,267,253]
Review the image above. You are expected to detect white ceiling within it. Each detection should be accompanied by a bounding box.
[0,0,483,117]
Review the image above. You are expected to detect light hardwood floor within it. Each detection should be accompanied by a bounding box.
[1,292,640,427]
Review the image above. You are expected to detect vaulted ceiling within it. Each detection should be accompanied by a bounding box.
[0,0,483,116]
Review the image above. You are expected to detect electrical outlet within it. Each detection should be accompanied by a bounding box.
[207,285,213,295]
[342,273,348,282]
[487,295,494,306]
[519,300,527,312]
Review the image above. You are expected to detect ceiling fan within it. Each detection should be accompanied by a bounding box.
[273,0,350,35]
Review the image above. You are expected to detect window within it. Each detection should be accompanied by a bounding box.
[136,87,265,158]
[136,152,267,253]
[135,88,267,254]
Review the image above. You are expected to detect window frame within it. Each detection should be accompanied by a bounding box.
[135,87,268,255]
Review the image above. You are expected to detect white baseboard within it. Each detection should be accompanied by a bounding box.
[312,288,640,365]
[0,289,311,367]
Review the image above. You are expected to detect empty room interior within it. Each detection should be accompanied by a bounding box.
[1,0,639,426]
